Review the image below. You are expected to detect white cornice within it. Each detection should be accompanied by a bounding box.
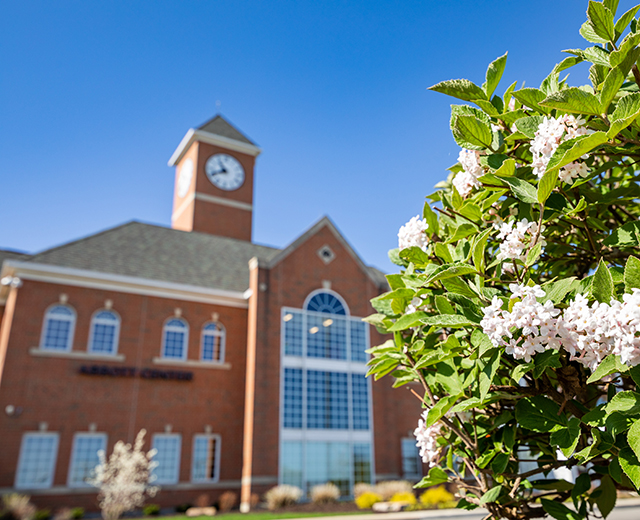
[195,192,252,211]
[1,261,250,308]
[168,129,262,166]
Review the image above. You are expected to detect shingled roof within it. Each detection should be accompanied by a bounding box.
[198,115,256,145]
[25,222,280,292]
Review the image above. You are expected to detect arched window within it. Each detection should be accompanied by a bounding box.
[162,318,189,360]
[304,291,348,315]
[88,310,120,355]
[201,322,225,363]
[40,305,76,351]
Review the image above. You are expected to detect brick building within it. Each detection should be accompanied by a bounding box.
[0,116,423,511]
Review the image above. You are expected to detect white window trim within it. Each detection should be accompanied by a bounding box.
[302,289,350,316]
[191,433,221,483]
[40,304,76,352]
[161,318,189,361]
[15,432,60,490]
[152,433,182,485]
[67,432,107,488]
[87,309,121,356]
[200,322,226,363]
[401,437,422,480]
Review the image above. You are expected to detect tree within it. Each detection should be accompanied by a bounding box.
[367,2,640,519]
[90,430,158,520]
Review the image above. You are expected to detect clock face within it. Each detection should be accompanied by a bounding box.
[205,153,245,191]
[177,158,194,198]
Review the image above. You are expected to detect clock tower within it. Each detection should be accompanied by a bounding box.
[168,115,261,241]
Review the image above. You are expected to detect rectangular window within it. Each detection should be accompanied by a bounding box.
[401,438,422,478]
[283,368,303,428]
[68,433,107,488]
[283,310,304,356]
[15,433,59,489]
[353,443,373,484]
[351,373,370,430]
[305,442,351,495]
[350,320,368,362]
[192,434,220,482]
[307,315,347,359]
[152,434,181,484]
[280,441,303,489]
[307,370,349,429]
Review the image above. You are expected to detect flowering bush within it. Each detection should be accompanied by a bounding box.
[367,2,640,519]
[373,480,413,500]
[389,491,417,505]
[90,430,158,520]
[419,486,455,509]
[354,491,382,509]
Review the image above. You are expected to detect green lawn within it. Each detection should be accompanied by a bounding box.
[161,511,368,520]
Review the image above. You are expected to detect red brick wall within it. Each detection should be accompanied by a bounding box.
[0,280,249,509]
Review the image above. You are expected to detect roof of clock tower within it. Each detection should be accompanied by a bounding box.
[168,114,261,167]
[198,115,256,145]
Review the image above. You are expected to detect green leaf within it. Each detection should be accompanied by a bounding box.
[493,158,515,177]
[603,0,619,16]
[429,79,487,102]
[595,475,617,518]
[435,295,455,315]
[516,395,566,432]
[479,485,502,505]
[610,32,640,67]
[553,55,584,73]
[541,498,581,520]
[545,131,609,174]
[491,452,510,474]
[526,242,543,267]
[502,177,538,204]
[483,52,508,99]
[446,223,479,243]
[415,466,449,488]
[607,93,640,138]
[533,349,562,379]
[550,417,581,458]
[387,311,428,331]
[580,20,610,44]
[538,168,558,203]
[592,259,614,303]
[434,242,453,263]
[450,397,483,413]
[472,228,492,273]
[587,0,615,42]
[512,362,533,383]
[588,354,629,383]
[541,87,603,115]
[426,394,460,427]
[624,256,640,293]
[603,220,640,246]
[453,115,493,150]
[471,329,495,358]
[614,5,640,41]
[480,350,501,401]
[424,263,477,284]
[599,66,625,111]
[628,418,640,461]
[423,202,439,234]
[605,391,640,415]
[511,89,549,114]
[619,447,640,489]
[540,277,577,305]
[422,314,475,329]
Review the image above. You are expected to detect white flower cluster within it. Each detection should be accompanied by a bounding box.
[414,410,442,467]
[495,218,544,263]
[453,149,483,198]
[91,430,158,520]
[558,291,640,370]
[481,284,640,370]
[398,216,429,251]
[530,115,590,180]
[481,284,561,362]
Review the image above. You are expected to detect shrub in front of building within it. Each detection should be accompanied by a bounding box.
[217,492,237,513]
[142,505,160,517]
[389,492,416,505]
[263,485,303,510]
[354,491,382,510]
[419,487,455,509]
[90,429,158,520]
[309,483,340,504]
[352,483,373,498]
[372,481,412,501]
[0,494,36,520]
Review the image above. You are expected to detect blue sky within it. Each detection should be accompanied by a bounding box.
[1,0,635,273]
